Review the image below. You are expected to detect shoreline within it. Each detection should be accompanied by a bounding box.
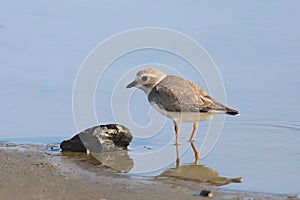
[0,147,298,200]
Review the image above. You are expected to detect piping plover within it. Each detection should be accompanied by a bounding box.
[126,68,239,145]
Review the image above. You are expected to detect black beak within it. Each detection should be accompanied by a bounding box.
[126,80,137,88]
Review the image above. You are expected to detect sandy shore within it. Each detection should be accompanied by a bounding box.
[0,148,298,200]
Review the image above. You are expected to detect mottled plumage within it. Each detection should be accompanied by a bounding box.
[148,75,238,114]
[126,68,239,145]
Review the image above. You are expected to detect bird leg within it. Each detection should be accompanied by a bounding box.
[175,142,180,168]
[189,122,198,142]
[190,122,199,163]
[190,140,200,164]
[173,121,179,145]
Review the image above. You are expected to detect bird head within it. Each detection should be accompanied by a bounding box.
[126,68,166,94]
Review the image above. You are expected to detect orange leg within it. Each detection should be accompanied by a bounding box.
[175,142,180,168]
[173,121,179,145]
[190,140,200,164]
[189,122,198,142]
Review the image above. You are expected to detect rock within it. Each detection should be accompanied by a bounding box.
[60,134,86,152]
[200,190,213,198]
[60,124,132,153]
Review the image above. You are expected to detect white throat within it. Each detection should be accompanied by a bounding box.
[140,75,167,95]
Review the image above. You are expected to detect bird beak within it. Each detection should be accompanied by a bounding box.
[126,80,137,88]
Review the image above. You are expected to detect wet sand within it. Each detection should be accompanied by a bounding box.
[0,148,297,200]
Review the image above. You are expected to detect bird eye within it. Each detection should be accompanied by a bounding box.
[141,76,148,81]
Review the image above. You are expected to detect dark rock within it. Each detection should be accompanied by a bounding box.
[60,124,132,153]
[200,190,213,198]
[60,134,86,152]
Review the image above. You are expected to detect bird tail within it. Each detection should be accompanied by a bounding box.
[226,107,240,116]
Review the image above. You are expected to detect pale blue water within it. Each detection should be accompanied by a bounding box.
[1,0,300,195]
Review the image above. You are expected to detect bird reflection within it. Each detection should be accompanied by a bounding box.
[162,142,242,186]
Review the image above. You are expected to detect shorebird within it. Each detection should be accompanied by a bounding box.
[126,68,239,152]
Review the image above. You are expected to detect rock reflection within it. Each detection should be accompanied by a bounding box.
[160,141,242,186]
[61,150,133,173]
[91,150,133,173]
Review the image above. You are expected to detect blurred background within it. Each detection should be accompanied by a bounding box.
[1,1,299,138]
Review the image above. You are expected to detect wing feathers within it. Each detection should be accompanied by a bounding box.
[148,75,239,115]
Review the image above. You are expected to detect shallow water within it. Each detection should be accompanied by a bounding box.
[131,120,300,194]
[1,0,300,196]
[1,120,300,195]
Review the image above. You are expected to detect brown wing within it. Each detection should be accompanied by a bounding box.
[148,75,229,113]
